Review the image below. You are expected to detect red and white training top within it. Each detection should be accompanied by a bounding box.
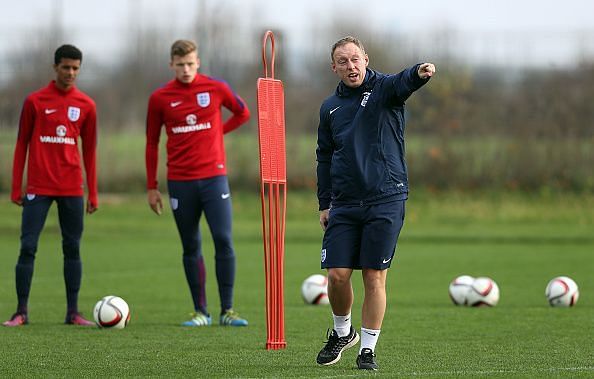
[11,81,98,206]
[145,74,250,189]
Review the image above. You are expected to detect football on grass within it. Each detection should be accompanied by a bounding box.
[301,274,329,305]
[466,277,500,307]
[93,295,131,329]
[545,276,579,307]
[448,275,475,305]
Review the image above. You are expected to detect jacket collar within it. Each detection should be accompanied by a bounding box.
[49,80,76,95]
[336,68,376,97]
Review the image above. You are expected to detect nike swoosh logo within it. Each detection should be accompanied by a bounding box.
[382,257,392,264]
[170,101,183,107]
[364,331,377,336]
[45,109,57,114]
[329,106,341,114]
[221,193,230,199]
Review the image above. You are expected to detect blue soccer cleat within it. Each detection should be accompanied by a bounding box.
[182,312,212,327]
[219,309,248,326]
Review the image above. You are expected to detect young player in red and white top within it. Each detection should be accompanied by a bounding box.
[146,39,250,326]
[4,44,98,327]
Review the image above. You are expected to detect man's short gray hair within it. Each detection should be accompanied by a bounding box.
[331,36,366,62]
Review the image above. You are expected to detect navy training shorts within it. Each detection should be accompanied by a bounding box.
[320,200,405,270]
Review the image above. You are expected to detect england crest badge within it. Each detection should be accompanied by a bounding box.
[67,106,81,121]
[196,92,210,108]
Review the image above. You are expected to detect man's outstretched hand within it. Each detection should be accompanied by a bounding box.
[418,63,436,79]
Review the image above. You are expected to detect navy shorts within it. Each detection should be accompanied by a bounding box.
[321,200,405,270]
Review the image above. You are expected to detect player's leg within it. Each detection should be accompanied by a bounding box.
[201,176,247,326]
[317,205,362,365]
[357,268,386,370]
[327,268,354,317]
[168,180,210,326]
[357,199,406,370]
[57,196,93,325]
[3,195,52,327]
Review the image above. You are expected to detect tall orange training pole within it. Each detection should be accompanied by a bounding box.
[257,30,287,350]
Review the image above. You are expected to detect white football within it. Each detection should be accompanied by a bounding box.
[93,295,131,329]
[301,274,329,305]
[545,276,579,307]
[448,275,475,305]
[466,277,500,307]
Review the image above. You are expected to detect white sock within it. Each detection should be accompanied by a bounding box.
[333,312,352,337]
[359,327,381,353]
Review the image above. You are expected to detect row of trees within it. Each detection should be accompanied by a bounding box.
[1,2,593,192]
[2,23,593,138]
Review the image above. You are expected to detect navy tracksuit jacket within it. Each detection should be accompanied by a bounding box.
[316,66,430,211]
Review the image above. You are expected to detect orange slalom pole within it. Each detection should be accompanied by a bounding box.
[256,30,287,350]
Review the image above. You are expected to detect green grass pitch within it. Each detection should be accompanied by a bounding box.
[1,191,593,377]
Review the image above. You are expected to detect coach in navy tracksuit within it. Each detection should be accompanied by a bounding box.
[315,36,435,370]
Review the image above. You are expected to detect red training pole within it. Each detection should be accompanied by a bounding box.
[256,30,287,350]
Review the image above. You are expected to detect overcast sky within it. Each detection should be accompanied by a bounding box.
[1,0,594,69]
[3,0,594,31]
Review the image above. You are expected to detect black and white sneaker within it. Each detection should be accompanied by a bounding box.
[316,327,360,365]
[356,348,378,370]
